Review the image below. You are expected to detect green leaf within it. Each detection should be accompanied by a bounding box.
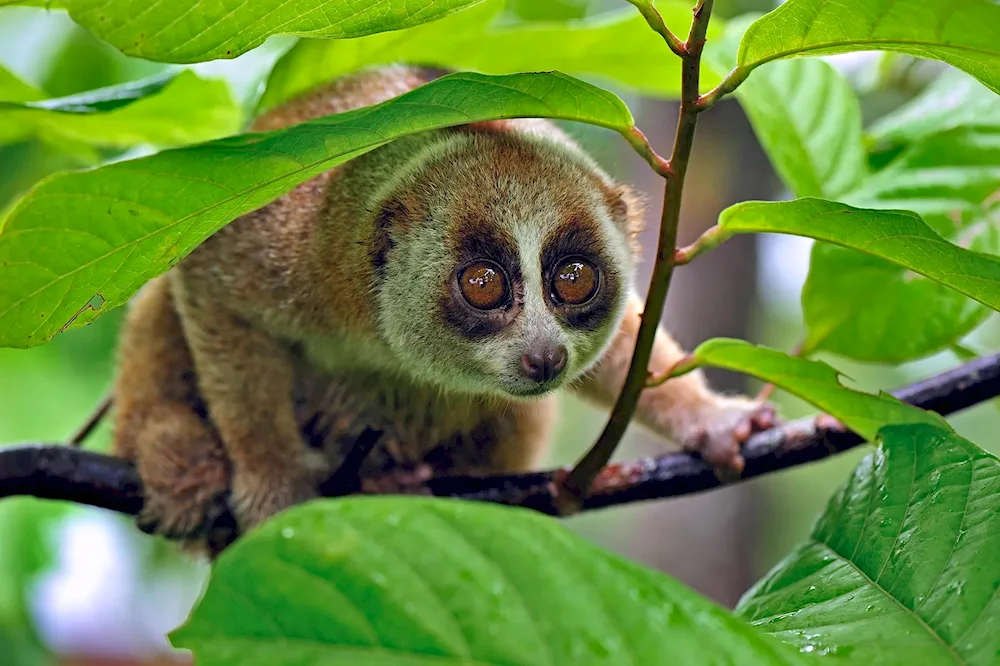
[868,69,1000,147]
[802,225,996,364]
[735,0,1000,95]
[718,198,1000,318]
[674,338,946,440]
[799,126,1000,362]
[172,497,810,665]
[56,0,488,63]
[259,0,722,113]
[0,70,242,149]
[794,117,1000,362]
[845,128,1000,217]
[21,70,179,113]
[707,17,866,199]
[738,424,1000,664]
[738,58,866,199]
[0,71,634,348]
[0,67,44,104]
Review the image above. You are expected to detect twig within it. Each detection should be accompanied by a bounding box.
[67,392,113,446]
[697,66,750,111]
[3,352,996,525]
[625,0,687,58]
[672,224,730,265]
[562,0,719,510]
[623,126,670,177]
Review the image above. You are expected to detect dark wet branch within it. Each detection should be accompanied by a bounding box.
[2,352,998,523]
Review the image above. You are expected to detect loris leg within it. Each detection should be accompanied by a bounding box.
[169,273,329,530]
[113,277,230,540]
[572,293,775,470]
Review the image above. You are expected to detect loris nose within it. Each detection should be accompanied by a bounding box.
[520,344,568,383]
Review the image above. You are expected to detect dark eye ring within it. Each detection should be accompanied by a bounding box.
[551,256,599,306]
[458,260,509,310]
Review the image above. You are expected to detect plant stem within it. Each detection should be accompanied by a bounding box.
[560,0,718,511]
[625,0,687,58]
[67,391,113,447]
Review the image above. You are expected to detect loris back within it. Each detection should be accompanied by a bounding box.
[113,65,769,546]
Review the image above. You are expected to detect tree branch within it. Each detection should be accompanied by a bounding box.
[3,352,998,521]
[562,0,718,510]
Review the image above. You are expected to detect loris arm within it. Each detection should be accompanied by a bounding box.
[572,293,775,469]
[169,274,329,529]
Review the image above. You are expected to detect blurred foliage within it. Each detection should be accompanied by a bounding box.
[255,0,715,115]
[1,71,241,149]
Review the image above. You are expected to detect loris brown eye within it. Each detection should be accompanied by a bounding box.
[459,261,508,310]
[552,257,599,305]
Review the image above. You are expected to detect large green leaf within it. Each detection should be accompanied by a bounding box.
[671,338,946,440]
[868,69,1000,147]
[0,70,242,149]
[800,129,1000,363]
[172,497,810,665]
[718,198,1000,316]
[0,72,634,348]
[738,424,1000,665]
[52,0,488,63]
[706,17,866,199]
[734,0,1000,95]
[259,0,721,113]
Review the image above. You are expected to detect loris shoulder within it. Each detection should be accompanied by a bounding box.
[112,65,773,547]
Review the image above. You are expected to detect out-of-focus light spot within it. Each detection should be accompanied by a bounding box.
[30,512,208,659]
[31,513,144,657]
[757,233,813,309]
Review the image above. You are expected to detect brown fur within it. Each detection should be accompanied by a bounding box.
[113,65,769,550]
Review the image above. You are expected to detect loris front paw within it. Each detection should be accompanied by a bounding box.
[230,447,330,531]
[136,454,231,541]
[681,398,777,474]
[129,408,233,542]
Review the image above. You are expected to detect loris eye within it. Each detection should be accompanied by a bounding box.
[551,257,599,305]
[459,261,509,310]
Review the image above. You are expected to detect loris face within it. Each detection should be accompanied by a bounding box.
[374,128,638,399]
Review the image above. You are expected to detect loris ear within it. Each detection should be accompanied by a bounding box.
[605,183,645,257]
[370,195,411,279]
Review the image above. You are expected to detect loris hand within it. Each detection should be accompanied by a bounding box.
[679,397,777,474]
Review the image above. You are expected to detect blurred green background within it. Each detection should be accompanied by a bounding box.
[1,1,998,664]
